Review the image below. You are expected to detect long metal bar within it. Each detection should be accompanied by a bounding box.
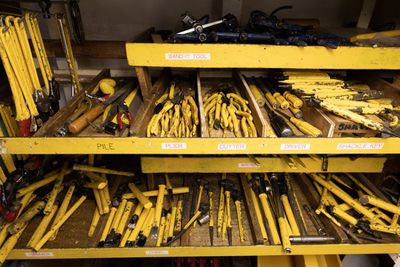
[0,137,397,154]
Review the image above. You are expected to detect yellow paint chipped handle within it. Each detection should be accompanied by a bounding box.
[128,183,152,209]
[33,196,87,251]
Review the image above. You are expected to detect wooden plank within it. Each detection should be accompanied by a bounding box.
[44,40,126,59]
[197,71,207,137]
[135,67,152,100]
[129,69,171,136]
[357,0,376,29]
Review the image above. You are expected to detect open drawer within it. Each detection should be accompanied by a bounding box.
[34,69,143,137]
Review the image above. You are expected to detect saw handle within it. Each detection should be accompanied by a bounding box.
[68,105,103,134]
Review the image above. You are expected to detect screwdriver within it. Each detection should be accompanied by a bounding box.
[254,78,279,109]
[275,110,322,137]
[264,100,294,137]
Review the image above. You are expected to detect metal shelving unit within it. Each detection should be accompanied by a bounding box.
[4,37,400,264]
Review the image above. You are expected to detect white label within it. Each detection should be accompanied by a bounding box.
[161,142,187,150]
[238,163,259,168]
[25,252,54,257]
[145,250,169,255]
[165,53,211,61]
[217,143,247,151]
[280,143,311,150]
[336,143,384,150]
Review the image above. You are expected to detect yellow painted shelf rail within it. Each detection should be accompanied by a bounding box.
[126,43,400,69]
[1,137,399,154]
[7,243,400,260]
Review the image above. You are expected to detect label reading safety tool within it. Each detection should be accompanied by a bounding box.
[280,143,311,151]
[145,250,169,255]
[25,252,54,257]
[217,143,247,151]
[336,143,384,150]
[165,53,211,61]
[238,163,259,168]
[161,142,187,150]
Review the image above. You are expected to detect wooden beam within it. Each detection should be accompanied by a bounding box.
[357,0,376,29]
[43,40,126,58]
[135,66,153,99]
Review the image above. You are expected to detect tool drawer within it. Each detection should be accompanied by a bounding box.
[3,157,398,260]
[34,69,143,137]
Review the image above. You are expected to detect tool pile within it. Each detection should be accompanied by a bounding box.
[57,78,139,136]
[171,7,349,48]
[147,81,199,137]
[303,173,400,244]
[246,173,336,253]
[97,174,247,247]
[0,14,60,136]
[273,70,400,137]
[247,77,322,137]
[203,83,257,137]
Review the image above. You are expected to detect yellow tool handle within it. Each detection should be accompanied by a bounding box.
[24,13,49,92]
[283,92,303,108]
[117,201,134,234]
[289,117,322,137]
[0,225,27,264]
[265,92,280,109]
[225,191,232,227]
[360,195,400,215]
[133,203,144,216]
[174,200,183,233]
[17,169,72,198]
[68,104,103,135]
[128,208,151,242]
[128,183,152,209]
[55,14,81,94]
[122,187,190,198]
[250,190,268,242]
[33,196,86,251]
[112,199,127,230]
[320,101,384,131]
[184,210,202,230]
[156,216,166,247]
[88,208,101,237]
[119,228,132,247]
[44,163,69,214]
[217,186,225,237]
[209,192,213,227]
[235,201,244,242]
[27,205,58,248]
[350,29,400,42]
[278,217,291,253]
[154,184,166,228]
[273,93,289,109]
[75,164,134,177]
[249,83,266,108]
[163,213,171,243]
[280,195,300,236]
[98,205,115,237]
[50,184,75,240]
[14,17,41,91]
[84,181,107,190]
[331,205,358,226]
[259,194,281,244]
[142,208,155,237]
[92,189,104,215]
[31,15,53,80]
[168,207,177,238]
[195,185,204,212]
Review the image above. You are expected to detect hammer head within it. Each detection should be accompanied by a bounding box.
[219,178,234,192]
[231,189,242,202]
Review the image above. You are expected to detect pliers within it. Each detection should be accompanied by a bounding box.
[116,104,133,130]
